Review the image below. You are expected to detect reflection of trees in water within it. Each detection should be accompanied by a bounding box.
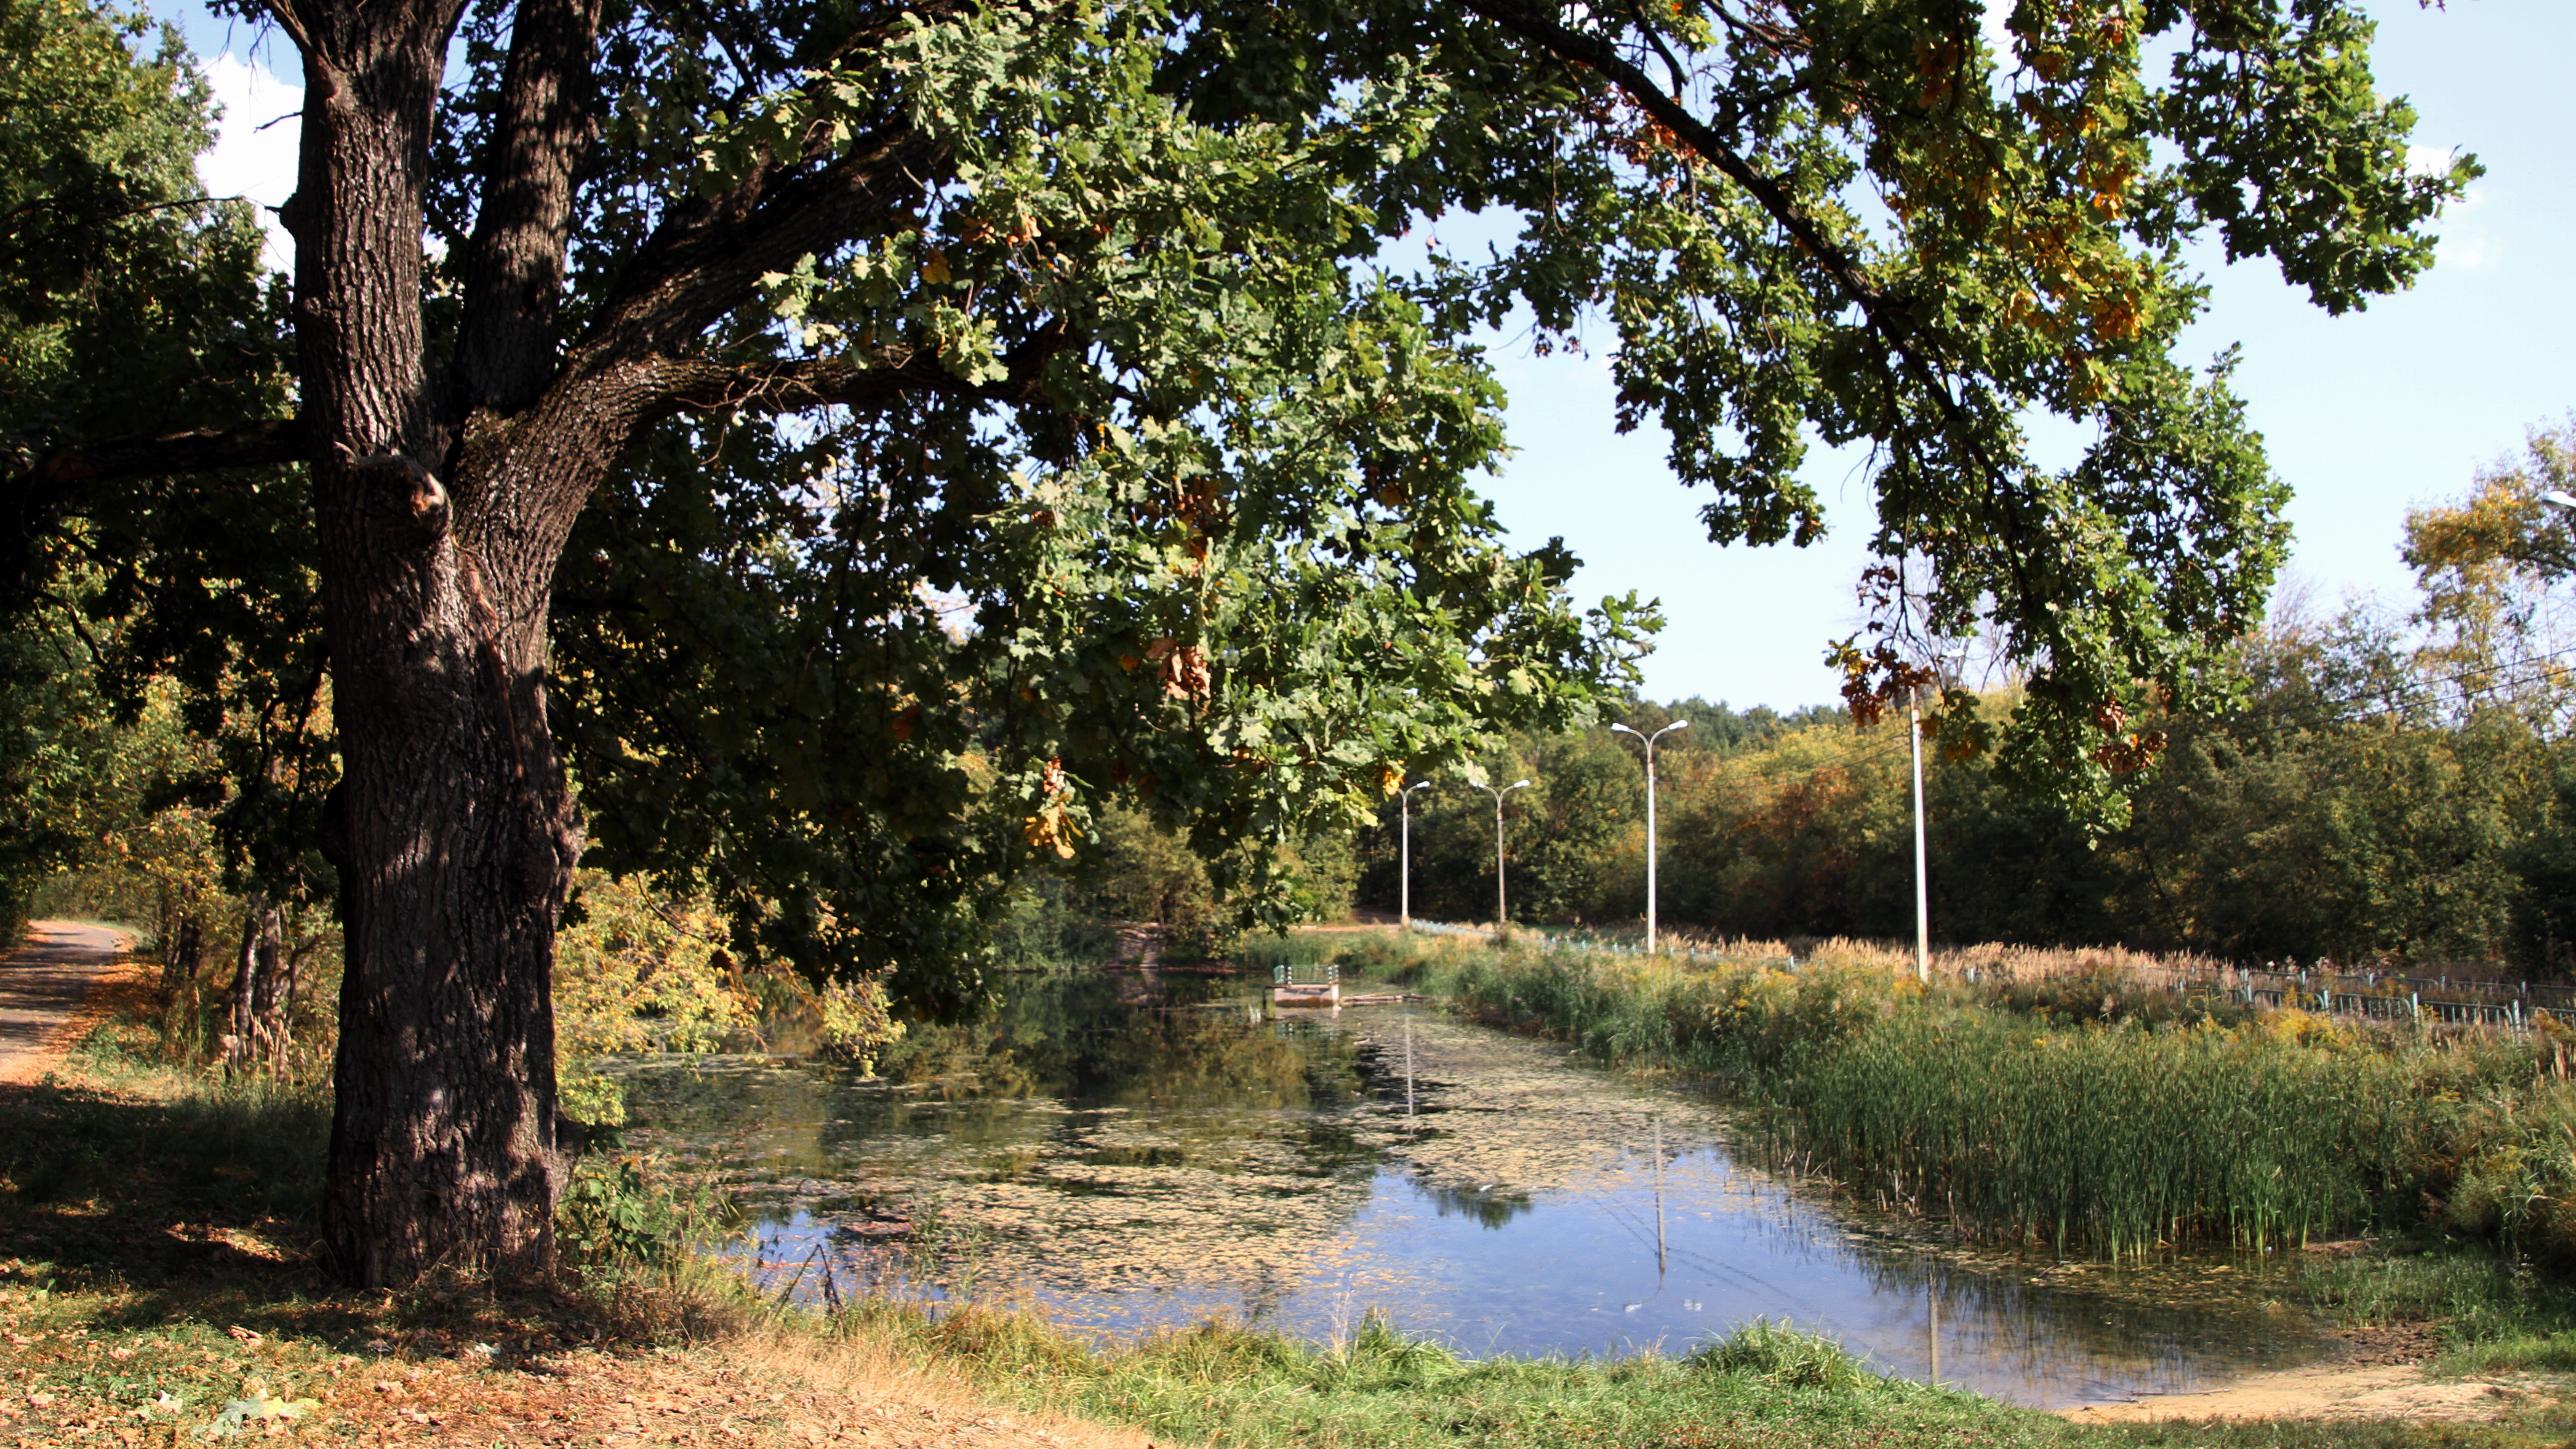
[1413,1180,1536,1229]
[869,971,1355,1115]
[1837,1240,2319,1388]
[624,974,2324,1400]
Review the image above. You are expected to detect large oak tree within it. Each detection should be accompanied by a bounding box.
[5,0,2465,1282]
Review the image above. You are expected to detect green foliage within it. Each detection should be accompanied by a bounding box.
[1231,932,1342,970]
[1363,607,2576,973]
[556,1152,735,1271]
[552,871,757,1125]
[0,0,284,453]
[13,0,2477,1010]
[817,977,903,1073]
[0,0,322,927]
[495,0,2459,997]
[0,606,127,936]
[1689,1319,1869,1392]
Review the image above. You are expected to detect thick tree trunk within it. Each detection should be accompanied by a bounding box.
[283,0,585,1286]
[268,0,929,1286]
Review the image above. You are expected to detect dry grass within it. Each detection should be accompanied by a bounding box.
[1648,931,2239,987]
[729,1326,1157,1449]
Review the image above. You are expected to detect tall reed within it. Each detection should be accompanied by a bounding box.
[1371,932,2539,1257]
[1785,1015,2423,1252]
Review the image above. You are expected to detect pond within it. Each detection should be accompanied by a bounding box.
[610,968,2333,1409]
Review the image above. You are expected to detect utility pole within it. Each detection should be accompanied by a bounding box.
[1399,780,1432,929]
[1471,778,1532,935]
[1908,646,1967,984]
[1611,719,1690,953]
[1909,681,1930,984]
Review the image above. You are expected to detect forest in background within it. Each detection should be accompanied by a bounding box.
[1366,421,2576,975]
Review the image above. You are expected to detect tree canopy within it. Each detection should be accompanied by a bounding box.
[0,0,2472,1280]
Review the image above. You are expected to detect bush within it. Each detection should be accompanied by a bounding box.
[557,1151,735,1270]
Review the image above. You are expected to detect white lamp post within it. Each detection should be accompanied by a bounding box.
[1399,779,1432,929]
[1610,720,1689,953]
[1470,778,1532,933]
[1909,647,1968,984]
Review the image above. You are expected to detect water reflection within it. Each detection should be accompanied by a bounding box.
[612,969,2328,1408]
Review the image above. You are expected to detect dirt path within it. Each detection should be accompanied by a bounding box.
[2060,1361,2558,1425]
[0,921,132,1085]
[281,1333,1161,1449]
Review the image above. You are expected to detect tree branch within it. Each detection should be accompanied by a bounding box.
[455,0,607,415]
[655,321,1080,419]
[578,123,951,374]
[0,418,311,599]
[1455,0,1900,339]
[17,419,312,488]
[1455,0,2044,606]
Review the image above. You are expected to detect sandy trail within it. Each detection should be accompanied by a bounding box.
[0,921,131,1084]
[2061,1361,2553,1424]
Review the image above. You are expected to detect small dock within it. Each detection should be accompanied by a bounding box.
[1272,962,1339,1007]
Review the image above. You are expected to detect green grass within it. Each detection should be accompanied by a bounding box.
[1786,1014,2422,1254]
[1231,932,1343,969]
[849,1303,2060,1449]
[813,1297,2576,1449]
[2306,1241,2576,1375]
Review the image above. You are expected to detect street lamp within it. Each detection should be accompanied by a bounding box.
[1610,719,1689,953]
[1909,647,1968,984]
[1398,779,1433,929]
[1470,778,1533,933]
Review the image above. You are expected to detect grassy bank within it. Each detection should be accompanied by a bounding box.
[1275,931,2576,1266]
[7,952,2574,1447]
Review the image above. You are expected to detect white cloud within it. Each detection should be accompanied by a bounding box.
[197,52,301,271]
[2408,143,2468,178]
[2433,174,2501,274]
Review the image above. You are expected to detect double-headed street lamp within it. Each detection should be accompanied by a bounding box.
[1398,779,1433,929]
[1470,778,1533,933]
[1610,719,1689,953]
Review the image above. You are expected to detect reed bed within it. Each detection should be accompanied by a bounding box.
[1786,1015,2425,1253]
[1359,931,2556,1258]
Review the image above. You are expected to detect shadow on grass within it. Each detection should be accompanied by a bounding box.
[0,1072,376,1333]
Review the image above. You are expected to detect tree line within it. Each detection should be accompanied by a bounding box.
[1367,424,2576,974]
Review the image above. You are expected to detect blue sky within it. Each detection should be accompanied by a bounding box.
[171,1,2574,712]
[1474,0,2576,710]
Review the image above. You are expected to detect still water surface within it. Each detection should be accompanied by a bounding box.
[613,969,2328,1408]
